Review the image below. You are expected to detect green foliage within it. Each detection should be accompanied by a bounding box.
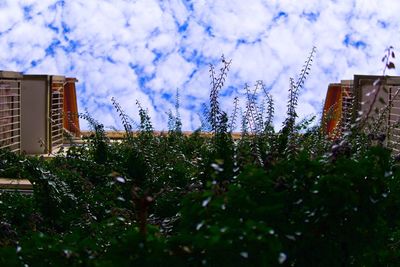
[2,50,400,266]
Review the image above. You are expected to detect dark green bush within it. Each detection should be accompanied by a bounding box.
[2,51,400,266]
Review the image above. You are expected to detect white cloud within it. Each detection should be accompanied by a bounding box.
[0,0,399,131]
[149,52,195,91]
[196,1,273,41]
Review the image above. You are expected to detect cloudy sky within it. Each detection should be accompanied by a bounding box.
[0,0,399,131]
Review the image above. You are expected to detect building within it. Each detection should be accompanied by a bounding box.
[63,77,80,136]
[0,71,80,155]
[322,75,400,151]
[21,75,66,154]
[0,71,22,153]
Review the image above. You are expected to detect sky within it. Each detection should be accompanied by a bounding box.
[0,0,399,131]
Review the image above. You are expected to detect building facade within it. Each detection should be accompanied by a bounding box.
[322,75,400,152]
[0,71,79,154]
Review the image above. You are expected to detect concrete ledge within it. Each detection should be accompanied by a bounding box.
[0,178,33,190]
[80,131,243,140]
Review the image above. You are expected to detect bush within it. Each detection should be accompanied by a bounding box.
[1,50,400,266]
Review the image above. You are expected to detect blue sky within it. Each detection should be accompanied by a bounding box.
[0,0,399,131]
